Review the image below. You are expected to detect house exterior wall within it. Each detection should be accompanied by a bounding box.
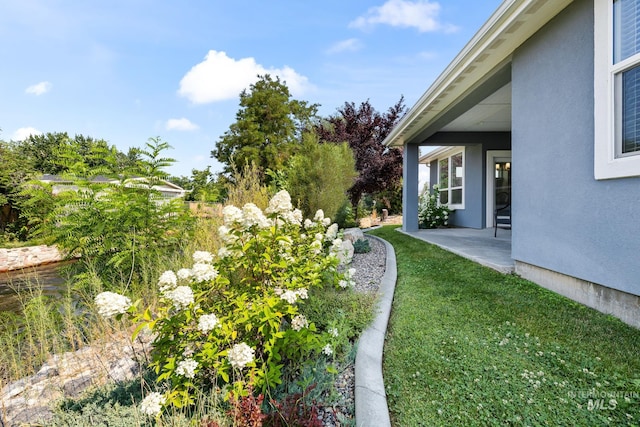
[511,0,640,297]
[426,136,510,229]
[428,152,485,229]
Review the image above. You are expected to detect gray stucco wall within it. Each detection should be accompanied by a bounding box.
[457,144,484,228]
[511,0,640,296]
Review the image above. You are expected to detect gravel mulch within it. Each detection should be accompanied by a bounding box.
[319,235,386,426]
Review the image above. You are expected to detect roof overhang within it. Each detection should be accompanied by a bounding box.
[419,146,460,164]
[384,0,574,147]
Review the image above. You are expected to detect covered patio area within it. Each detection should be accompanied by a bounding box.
[399,227,513,273]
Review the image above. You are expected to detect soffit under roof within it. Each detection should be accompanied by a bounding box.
[384,0,574,147]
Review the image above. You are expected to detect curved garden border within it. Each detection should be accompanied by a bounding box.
[355,234,396,427]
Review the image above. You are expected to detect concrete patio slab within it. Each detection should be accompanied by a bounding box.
[399,227,514,273]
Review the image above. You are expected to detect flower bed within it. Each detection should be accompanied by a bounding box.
[94,190,363,420]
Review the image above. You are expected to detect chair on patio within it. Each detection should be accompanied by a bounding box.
[494,192,511,237]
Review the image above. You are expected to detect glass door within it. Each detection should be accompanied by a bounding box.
[486,151,511,228]
[494,159,511,210]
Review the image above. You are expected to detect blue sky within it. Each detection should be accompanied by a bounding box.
[0,0,502,178]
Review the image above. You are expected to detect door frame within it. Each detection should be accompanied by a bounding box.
[486,150,512,228]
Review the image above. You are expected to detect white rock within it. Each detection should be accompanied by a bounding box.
[338,240,354,266]
[342,228,364,243]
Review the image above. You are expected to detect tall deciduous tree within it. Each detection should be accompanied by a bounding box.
[315,98,406,214]
[19,132,71,175]
[211,74,318,180]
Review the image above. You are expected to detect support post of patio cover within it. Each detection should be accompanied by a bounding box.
[403,143,419,232]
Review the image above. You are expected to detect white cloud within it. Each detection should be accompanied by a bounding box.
[349,0,458,33]
[25,81,52,95]
[326,38,363,54]
[178,50,313,104]
[166,118,199,131]
[12,127,42,141]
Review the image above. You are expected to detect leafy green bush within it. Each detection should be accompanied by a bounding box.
[96,190,357,417]
[283,132,356,222]
[33,137,195,288]
[334,201,357,229]
[303,286,377,345]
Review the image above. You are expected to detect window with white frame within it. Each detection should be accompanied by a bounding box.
[438,149,464,208]
[594,0,640,179]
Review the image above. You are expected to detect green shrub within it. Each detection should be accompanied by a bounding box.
[284,132,356,221]
[334,202,357,229]
[33,137,195,288]
[353,238,371,254]
[95,190,358,416]
[418,185,451,229]
[303,286,377,345]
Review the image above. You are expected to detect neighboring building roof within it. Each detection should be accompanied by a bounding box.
[40,174,71,183]
[39,175,187,196]
[419,146,461,164]
[383,0,574,148]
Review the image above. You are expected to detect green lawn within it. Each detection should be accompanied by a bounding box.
[369,226,640,426]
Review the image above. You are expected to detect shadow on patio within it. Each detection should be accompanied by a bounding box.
[398,227,514,273]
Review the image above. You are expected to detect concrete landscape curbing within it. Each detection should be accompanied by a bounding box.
[355,234,396,427]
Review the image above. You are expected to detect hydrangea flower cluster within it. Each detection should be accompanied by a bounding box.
[140,391,166,417]
[222,205,243,225]
[227,342,255,369]
[157,270,177,293]
[323,344,333,356]
[95,291,132,319]
[266,190,293,213]
[291,314,309,331]
[339,268,357,289]
[192,250,213,264]
[191,262,218,282]
[313,209,332,226]
[277,288,309,304]
[197,313,220,333]
[176,358,198,378]
[325,223,339,241]
[242,203,271,228]
[163,285,194,310]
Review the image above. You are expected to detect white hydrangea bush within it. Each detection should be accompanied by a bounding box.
[94,292,132,319]
[117,189,356,413]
